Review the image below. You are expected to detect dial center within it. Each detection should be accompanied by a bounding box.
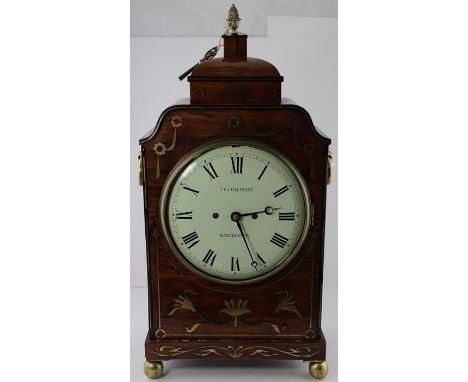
[230,211,241,222]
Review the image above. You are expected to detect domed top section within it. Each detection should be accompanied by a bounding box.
[190,33,282,80]
[190,57,281,79]
[187,6,283,105]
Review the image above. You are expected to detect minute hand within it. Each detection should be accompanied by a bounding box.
[235,221,257,266]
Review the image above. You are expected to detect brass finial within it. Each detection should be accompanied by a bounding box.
[226,4,241,34]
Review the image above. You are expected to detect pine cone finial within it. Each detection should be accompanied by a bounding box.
[226,4,241,33]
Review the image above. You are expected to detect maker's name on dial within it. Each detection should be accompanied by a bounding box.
[220,186,254,192]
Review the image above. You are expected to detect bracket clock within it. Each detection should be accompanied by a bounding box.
[138,5,332,379]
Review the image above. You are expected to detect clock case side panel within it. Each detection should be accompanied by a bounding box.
[140,103,330,356]
[140,144,156,334]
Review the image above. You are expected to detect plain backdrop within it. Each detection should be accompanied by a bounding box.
[131,0,337,37]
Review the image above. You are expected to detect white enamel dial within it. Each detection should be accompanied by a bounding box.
[160,139,312,284]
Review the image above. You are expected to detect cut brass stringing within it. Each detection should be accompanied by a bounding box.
[153,115,184,179]
[151,345,319,359]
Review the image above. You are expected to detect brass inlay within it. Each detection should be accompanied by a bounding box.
[274,290,302,318]
[165,333,304,338]
[285,115,319,180]
[167,289,302,335]
[259,322,284,334]
[170,115,183,128]
[185,323,201,333]
[138,151,143,186]
[168,290,196,316]
[309,234,316,331]
[220,299,251,328]
[152,345,319,359]
[153,115,184,179]
[227,115,241,129]
[155,231,162,333]
[155,329,167,338]
[305,329,316,338]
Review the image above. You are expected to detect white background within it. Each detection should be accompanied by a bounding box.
[2,1,468,382]
[131,0,337,37]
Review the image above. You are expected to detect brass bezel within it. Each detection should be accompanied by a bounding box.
[159,138,312,285]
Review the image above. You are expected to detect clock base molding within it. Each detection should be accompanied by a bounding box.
[144,331,326,361]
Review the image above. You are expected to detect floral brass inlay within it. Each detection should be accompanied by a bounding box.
[168,290,196,315]
[170,115,183,128]
[153,115,183,179]
[151,345,319,359]
[166,289,302,335]
[219,299,251,327]
[274,290,302,318]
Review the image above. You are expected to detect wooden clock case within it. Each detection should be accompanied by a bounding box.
[139,33,331,378]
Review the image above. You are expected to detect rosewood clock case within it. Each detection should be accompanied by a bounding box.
[139,32,331,368]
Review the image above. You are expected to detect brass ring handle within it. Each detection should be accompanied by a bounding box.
[138,151,143,186]
[327,151,333,185]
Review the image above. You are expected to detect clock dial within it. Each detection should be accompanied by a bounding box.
[160,139,312,284]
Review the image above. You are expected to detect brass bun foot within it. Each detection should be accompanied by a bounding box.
[144,361,164,379]
[309,361,328,379]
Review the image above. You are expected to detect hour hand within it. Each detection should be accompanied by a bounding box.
[240,206,280,217]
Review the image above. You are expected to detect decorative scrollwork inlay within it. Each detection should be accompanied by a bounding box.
[153,115,184,179]
[286,115,316,179]
[227,115,241,129]
[151,345,320,359]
